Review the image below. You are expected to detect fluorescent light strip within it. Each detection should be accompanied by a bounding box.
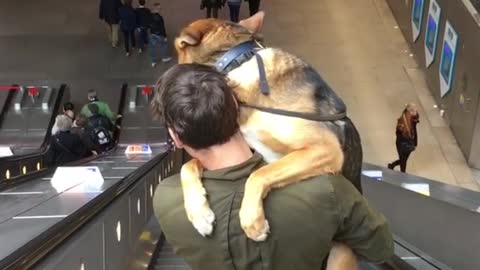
[0,191,44,195]
[13,215,67,219]
[112,167,138,170]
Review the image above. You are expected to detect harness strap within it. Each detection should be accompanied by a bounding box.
[240,103,347,122]
[255,53,270,95]
[216,40,347,122]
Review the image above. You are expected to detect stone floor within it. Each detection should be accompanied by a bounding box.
[0,0,479,191]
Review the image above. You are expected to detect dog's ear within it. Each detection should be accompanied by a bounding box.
[239,11,265,34]
[176,31,201,49]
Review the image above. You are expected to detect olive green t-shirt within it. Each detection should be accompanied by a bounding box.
[154,152,393,270]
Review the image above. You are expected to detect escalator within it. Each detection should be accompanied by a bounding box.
[0,83,127,190]
[0,89,470,270]
[0,84,67,184]
[0,84,67,156]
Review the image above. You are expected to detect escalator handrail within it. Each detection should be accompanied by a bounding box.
[0,150,170,270]
[0,83,128,185]
[0,84,67,163]
[0,86,18,129]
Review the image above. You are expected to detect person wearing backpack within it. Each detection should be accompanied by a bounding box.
[80,89,118,124]
[87,104,114,152]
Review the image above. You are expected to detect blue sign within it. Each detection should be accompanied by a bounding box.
[439,21,458,98]
[411,0,425,42]
[424,0,441,67]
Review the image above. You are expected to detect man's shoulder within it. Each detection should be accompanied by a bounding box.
[153,174,183,215]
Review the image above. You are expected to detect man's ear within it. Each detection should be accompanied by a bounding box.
[239,11,265,34]
[168,128,184,148]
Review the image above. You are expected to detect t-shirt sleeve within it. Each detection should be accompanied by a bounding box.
[332,177,394,263]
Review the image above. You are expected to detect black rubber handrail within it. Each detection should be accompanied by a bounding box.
[0,150,169,270]
[0,85,18,129]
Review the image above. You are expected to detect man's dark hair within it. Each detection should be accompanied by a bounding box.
[139,0,146,6]
[152,64,239,149]
[123,0,132,7]
[88,103,100,115]
[63,102,74,111]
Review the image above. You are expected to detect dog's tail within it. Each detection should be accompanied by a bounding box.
[339,117,363,193]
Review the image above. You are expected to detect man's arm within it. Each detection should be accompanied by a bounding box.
[332,177,394,263]
[100,102,116,122]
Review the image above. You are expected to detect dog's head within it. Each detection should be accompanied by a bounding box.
[175,12,265,65]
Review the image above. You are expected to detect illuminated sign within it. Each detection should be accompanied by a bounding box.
[362,170,383,180]
[401,183,430,196]
[411,0,425,42]
[439,21,458,98]
[0,147,13,157]
[125,144,152,154]
[424,0,441,67]
[51,166,104,193]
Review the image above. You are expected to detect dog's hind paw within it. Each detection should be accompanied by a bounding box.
[185,191,216,237]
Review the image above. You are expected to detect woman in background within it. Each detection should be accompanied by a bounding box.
[119,0,137,56]
[388,103,420,173]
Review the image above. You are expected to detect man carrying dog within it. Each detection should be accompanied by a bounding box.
[153,64,393,270]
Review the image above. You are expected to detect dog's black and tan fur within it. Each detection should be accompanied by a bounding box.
[154,12,362,250]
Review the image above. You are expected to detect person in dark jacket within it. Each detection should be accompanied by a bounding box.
[149,3,172,67]
[201,0,225,18]
[46,115,90,166]
[388,103,420,172]
[227,0,242,22]
[71,114,97,155]
[119,0,137,56]
[99,0,122,47]
[153,64,393,270]
[245,0,261,16]
[135,0,151,53]
[87,104,114,153]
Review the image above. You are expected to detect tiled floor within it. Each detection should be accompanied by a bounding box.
[1,0,479,191]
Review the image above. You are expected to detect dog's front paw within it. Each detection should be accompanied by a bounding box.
[185,190,215,237]
[239,200,270,242]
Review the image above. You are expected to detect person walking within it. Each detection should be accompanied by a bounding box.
[149,3,172,67]
[388,103,420,173]
[135,0,151,53]
[99,0,122,48]
[227,0,242,22]
[119,0,137,56]
[201,0,225,18]
[245,0,261,16]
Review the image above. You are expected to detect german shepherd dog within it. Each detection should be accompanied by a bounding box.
[171,12,362,244]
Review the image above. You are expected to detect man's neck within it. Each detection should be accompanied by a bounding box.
[191,133,253,171]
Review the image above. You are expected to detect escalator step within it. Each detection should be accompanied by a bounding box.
[154,242,191,270]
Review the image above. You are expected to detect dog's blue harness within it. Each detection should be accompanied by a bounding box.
[215,40,347,122]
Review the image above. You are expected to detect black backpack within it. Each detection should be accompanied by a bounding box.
[88,115,113,148]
